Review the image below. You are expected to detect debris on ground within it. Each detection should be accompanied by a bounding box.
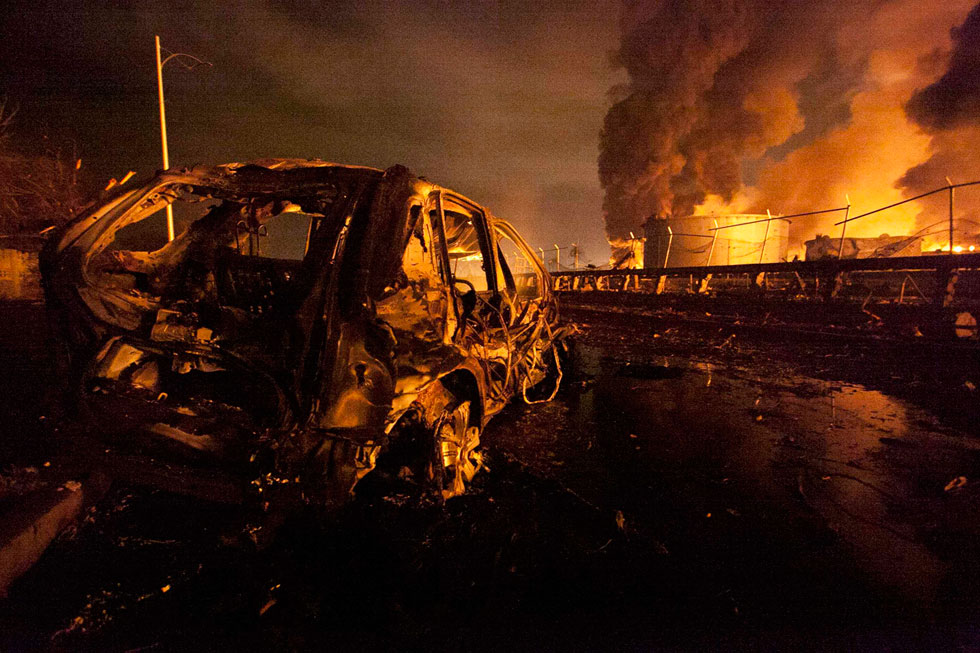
[944,476,968,492]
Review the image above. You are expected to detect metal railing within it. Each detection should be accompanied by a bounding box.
[834,180,980,255]
[534,179,980,272]
[551,251,980,308]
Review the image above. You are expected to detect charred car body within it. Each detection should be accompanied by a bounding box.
[42,160,564,508]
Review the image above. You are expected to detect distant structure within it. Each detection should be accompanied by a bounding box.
[804,234,922,260]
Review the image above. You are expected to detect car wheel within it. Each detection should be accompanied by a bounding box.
[430,400,483,500]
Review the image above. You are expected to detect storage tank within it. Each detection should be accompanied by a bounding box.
[643,214,789,268]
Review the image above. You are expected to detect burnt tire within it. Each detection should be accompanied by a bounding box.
[429,400,483,500]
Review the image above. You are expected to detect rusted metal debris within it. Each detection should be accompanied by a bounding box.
[41,159,566,510]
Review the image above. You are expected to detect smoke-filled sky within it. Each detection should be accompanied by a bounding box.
[2,1,979,260]
[601,0,980,251]
[0,0,623,264]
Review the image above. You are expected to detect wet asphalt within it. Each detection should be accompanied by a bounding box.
[2,303,980,650]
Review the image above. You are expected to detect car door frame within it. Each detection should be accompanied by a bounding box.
[427,190,502,335]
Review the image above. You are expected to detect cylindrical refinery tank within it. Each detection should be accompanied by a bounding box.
[643,214,789,268]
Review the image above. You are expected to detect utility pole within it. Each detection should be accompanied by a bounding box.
[554,244,560,271]
[572,243,579,270]
[154,36,211,241]
[946,176,954,255]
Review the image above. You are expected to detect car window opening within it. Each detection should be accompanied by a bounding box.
[441,208,489,293]
[91,184,345,316]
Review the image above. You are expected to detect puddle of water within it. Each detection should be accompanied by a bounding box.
[492,342,980,612]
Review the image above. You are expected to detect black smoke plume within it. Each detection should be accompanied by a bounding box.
[905,3,980,133]
[901,3,980,217]
[598,0,883,243]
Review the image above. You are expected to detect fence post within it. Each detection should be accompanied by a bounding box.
[706,219,718,266]
[946,177,954,255]
[837,196,851,260]
[759,210,772,265]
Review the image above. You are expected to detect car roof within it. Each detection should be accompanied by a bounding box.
[213,158,384,174]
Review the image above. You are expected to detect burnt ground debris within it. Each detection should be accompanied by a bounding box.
[1,301,980,650]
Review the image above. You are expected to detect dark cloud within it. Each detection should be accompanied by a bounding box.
[758,46,867,171]
[0,0,621,263]
[598,0,889,242]
[906,3,980,132]
[898,3,980,238]
[599,0,751,241]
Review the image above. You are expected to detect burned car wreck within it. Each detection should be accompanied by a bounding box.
[42,160,565,509]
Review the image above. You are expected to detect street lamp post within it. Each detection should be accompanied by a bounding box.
[154,35,210,241]
[154,36,174,241]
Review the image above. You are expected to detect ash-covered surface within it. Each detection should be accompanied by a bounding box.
[2,303,980,650]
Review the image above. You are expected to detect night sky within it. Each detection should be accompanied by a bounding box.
[0,0,623,264]
[3,1,979,261]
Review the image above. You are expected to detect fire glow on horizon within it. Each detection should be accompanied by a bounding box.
[599,1,980,254]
